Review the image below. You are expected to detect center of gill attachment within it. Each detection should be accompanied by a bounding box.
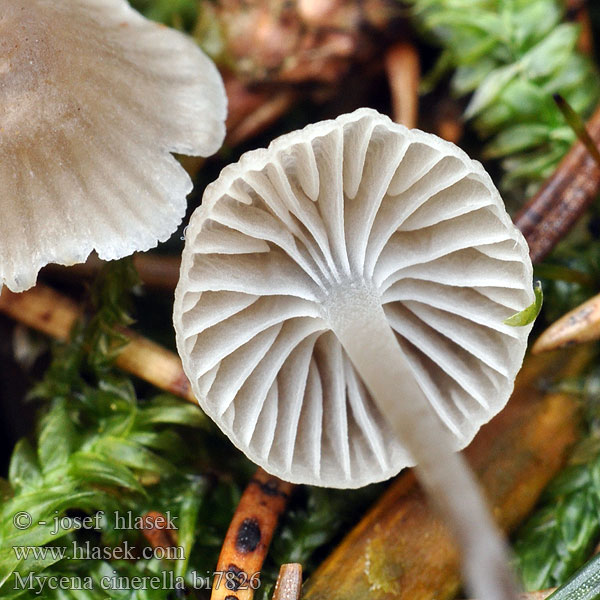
[322,282,440,454]
[322,280,384,337]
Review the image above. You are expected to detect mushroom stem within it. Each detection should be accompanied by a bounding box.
[331,299,519,600]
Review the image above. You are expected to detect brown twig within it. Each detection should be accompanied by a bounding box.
[0,284,196,403]
[514,103,600,263]
[532,291,600,353]
[385,41,420,129]
[211,468,294,600]
[272,564,302,600]
[0,284,80,343]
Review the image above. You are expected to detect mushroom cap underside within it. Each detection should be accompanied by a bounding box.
[174,108,534,488]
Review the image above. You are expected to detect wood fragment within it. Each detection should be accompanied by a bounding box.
[302,347,592,600]
[385,41,420,129]
[532,292,600,353]
[272,564,302,600]
[0,284,80,343]
[115,327,196,402]
[515,104,600,264]
[0,284,196,403]
[211,468,294,600]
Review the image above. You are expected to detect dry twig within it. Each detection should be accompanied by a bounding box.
[385,41,420,129]
[532,291,600,353]
[515,104,600,263]
[211,468,294,600]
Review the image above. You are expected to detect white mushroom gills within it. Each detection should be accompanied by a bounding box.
[174,108,535,600]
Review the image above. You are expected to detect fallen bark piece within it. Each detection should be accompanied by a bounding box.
[211,469,294,600]
[272,564,303,600]
[0,284,196,403]
[532,293,600,353]
[302,347,592,600]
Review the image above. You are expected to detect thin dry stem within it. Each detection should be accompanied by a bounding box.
[515,103,600,263]
[532,291,600,353]
[385,41,420,129]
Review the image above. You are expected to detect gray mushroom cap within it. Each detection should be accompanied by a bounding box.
[0,0,227,291]
[174,108,533,488]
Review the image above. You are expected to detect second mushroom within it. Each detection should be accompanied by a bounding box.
[0,0,226,292]
[174,108,535,600]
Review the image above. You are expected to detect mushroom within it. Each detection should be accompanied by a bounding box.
[173,108,534,600]
[0,0,226,292]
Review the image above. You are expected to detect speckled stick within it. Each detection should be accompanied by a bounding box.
[211,469,294,600]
